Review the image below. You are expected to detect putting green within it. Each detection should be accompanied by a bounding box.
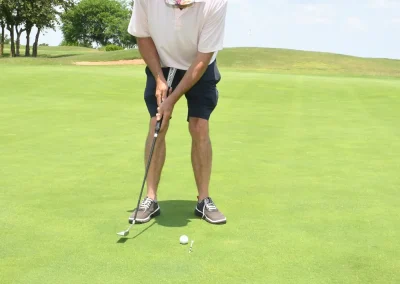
[1,64,399,283]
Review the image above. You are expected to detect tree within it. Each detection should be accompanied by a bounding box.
[119,0,134,11]
[24,17,33,56]
[29,0,74,57]
[117,18,136,48]
[61,0,134,48]
[0,0,75,57]
[13,0,26,56]
[0,6,6,56]
[0,0,17,57]
[16,0,34,56]
[31,0,55,57]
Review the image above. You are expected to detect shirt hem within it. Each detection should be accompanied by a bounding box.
[198,46,224,53]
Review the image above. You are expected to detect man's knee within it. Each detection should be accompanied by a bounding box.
[189,117,209,142]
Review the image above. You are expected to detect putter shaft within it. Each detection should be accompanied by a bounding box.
[117,67,177,237]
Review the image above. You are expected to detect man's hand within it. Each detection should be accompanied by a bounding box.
[156,92,174,129]
[155,77,169,106]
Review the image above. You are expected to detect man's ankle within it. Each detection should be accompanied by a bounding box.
[147,193,157,201]
[197,194,209,202]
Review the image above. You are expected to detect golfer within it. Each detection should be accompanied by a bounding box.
[127,0,228,224]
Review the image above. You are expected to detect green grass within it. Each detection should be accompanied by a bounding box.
[0,44,141,65]
[1,45,400,77]
[1,47,400,283]
[217,47,400,77]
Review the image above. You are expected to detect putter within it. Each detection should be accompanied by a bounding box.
[117,67,177,237]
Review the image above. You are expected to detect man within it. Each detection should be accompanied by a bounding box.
[127,0,228,224]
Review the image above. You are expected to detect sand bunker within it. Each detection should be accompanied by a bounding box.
[74,59,145,65]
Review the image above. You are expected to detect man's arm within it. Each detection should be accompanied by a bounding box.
[137,37,166,86]
[137,37,169,106]
[167,51,214,105]
[127,0,169,105]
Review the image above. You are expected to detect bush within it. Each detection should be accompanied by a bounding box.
[105,44,124,52]
[59,40,92,48]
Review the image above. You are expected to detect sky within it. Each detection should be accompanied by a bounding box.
[15,0,400,59]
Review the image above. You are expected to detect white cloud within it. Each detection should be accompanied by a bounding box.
[292,3,335,25]
[367,0,400,8]
[346,17,367,31]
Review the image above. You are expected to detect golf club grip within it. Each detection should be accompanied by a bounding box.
[155,118,163,133]
[155,67,176,134]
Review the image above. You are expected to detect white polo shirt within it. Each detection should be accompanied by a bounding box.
[128,0,228,70]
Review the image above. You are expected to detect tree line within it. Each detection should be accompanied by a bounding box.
[0,0,136,57]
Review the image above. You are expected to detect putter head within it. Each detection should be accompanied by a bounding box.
[116,220,135,237]
[117,230,129,237]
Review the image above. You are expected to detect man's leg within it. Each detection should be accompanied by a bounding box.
[188,117,226,224]
[129,66,174,224]
[185,61,226,224]
[188,117,211,201]
[145,116,169,200]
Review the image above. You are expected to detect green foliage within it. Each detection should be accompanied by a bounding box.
[117,18,136,48]
[105,44,123,51]
[60,0,135,48]
[0,0,75,57]
[0,33,11,44]
[59,39,92,48]
[118,0,134,11]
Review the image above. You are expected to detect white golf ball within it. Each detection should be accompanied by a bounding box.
[179,235,189,244]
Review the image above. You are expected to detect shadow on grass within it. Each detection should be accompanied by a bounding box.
[39,53,80,58]
[116,200,198,244]
[1,54,79,58]
[127,200,198,227]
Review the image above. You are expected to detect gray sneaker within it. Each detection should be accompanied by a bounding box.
[129,197,160,224]
[195,197,226,224]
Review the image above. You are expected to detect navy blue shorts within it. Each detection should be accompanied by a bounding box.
[144,60,221,121]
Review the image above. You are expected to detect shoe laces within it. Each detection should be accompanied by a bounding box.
[139,197,153,211]
[204,198,217,211]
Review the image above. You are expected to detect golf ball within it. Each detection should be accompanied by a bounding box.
[180,235,189,244]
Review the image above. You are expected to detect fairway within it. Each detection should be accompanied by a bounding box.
[1,62,400,283]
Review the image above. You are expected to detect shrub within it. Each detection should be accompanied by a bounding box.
[105,44,124,52]
[59,40,92,48]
